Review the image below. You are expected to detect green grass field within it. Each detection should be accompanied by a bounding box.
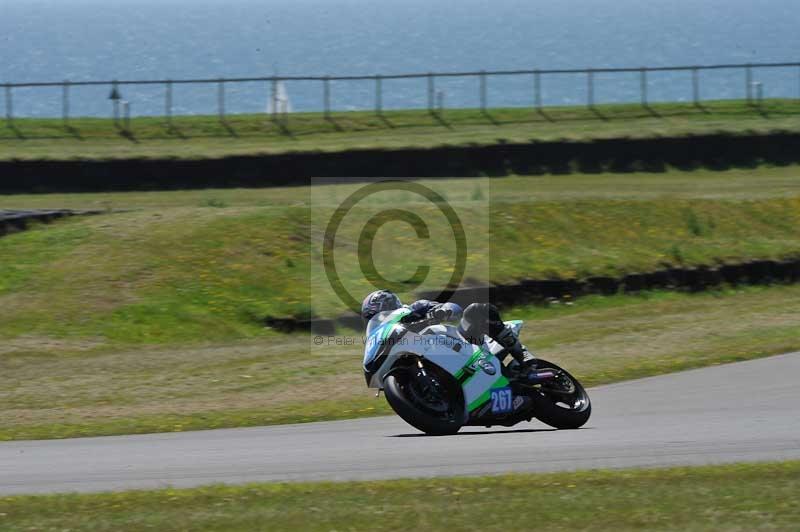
[2,99,799,160]
[1,462,798,531]
[2,167,799,439]
[2,169,799,338]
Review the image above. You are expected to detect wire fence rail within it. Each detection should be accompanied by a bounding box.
[4,61,800,130]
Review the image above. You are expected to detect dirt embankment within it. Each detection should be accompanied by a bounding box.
[0,209,103,236]
[266,257,800,333]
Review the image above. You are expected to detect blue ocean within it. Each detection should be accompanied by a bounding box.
[2,0,798,117]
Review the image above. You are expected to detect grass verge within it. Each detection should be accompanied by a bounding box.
[1,462,798,531]
[2,284,799,440]
[2,99,800,160]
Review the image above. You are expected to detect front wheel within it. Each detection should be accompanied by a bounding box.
[528,359,591,429]
[383,365,463,436]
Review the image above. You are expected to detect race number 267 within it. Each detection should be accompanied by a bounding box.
[490,387,513,414]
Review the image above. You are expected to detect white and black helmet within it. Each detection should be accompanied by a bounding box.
[361,290,402,321]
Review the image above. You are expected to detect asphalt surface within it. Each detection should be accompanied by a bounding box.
[2,352,799,495]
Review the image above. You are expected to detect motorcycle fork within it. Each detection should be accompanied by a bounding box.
[415,359,442,398]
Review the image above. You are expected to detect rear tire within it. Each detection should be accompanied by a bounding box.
[529,359,591,429]
[384,370,462,436]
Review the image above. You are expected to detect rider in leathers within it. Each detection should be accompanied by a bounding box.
[361,290,537,373]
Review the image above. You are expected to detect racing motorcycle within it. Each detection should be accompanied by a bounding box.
[363,307,591,435]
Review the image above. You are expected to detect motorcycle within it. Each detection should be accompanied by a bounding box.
[363,307,591,435]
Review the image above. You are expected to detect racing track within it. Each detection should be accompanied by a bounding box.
[1,352,799,495]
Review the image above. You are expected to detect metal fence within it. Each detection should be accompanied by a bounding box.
[4,61,800,128]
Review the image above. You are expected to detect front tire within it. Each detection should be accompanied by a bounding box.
[384,369,463,436]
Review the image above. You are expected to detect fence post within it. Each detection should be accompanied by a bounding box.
[754,82,763,108]
[692,67,700,106]
[111,80,120,126]
[479,70,487,113]
[122,101,131,132]
[3,84,11,125]
[165,81,173,126]
[587,69,595,108]
[270,78,278,121]
[62,80,70,126]
[534,70,542,110]
[427,73,434,113]
[375,75,382,115]
[745,64,753,104]
[217,78,225,122]
[640,67,648,107]
[323,76,331,119]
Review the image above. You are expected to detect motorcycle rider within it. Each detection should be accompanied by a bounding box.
[361,290,537,374]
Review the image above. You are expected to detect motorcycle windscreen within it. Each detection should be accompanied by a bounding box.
[363,308,410,367]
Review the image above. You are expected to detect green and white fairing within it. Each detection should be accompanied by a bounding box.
[363,307,524,414]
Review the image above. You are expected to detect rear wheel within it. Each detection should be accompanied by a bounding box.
[528,359,591,429]
[383,363,463,436]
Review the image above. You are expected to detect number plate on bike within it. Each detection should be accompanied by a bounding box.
[490,387,513,414]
